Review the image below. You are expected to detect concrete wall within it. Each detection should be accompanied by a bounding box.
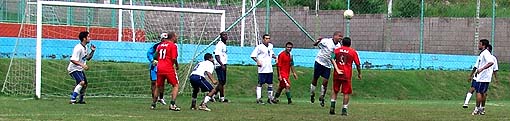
[0,37,476,70]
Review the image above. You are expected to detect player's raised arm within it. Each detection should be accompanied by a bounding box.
[85,45,96,61]
[313,37,323,46]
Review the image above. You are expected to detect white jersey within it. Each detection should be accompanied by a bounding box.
[191,61,215,77]
[214,41,228,66]
[251,43,275,73]
[315,38,341,68]
[67,44,87,73]
[492,55,498,71]
[473,49,495,82]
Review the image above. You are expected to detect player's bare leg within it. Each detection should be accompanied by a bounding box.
[151,85,161,109]
[341,93,350,116]
[480,93,487,115]
[78,84,87,104]
[330,89,339,115]
[310,77,319,103]
[151,82,156,100]
[70,81,85,104]
[200,89,218,111]
[169,85,180,111]
[191,87,200,110]
[473,93,483,115]
[217,84,228,102]
[285,86,292,104]
[319,78,329,107]
[274,86,284,104]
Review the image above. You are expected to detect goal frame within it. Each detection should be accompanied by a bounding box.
[28,0,226,99]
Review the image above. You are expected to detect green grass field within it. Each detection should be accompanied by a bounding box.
[1,97,510,120]
[1,59,510,120]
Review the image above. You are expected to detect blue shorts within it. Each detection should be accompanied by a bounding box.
[313,61,330,79]
[470,79,477,88]
[215,65,227,85]
[189,74,213,92]
[475,82,490,94]
[70,71,87,85]
[149,66,157,81]
[258,73,273,85]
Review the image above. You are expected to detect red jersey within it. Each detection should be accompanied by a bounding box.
[277,51,293,78]
[333,46,360,80]
[156,41,178,73]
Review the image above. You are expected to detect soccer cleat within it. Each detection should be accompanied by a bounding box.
[288,99,292,104]
[341,108,348,116]
[479,108,485,115]
[158,99,167,105]
[471,109,479,115]
[310,94,315,103]
[272,99,279,104]
[77,101,86,104]
[69,100,77,104]
[267,98,274,104]
[169,105,181,111]
[329,107,336,115]
[190,103,197,110]
[199,105,211,111]
[221,99,229,103]
[150,103,156,110]
[319,97,325,107]
[256,99,265,104]
[462,104,468,108]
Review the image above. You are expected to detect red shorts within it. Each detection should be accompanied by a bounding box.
[279,77,291,88]
[333,79,352,94]
[156,71,179,87]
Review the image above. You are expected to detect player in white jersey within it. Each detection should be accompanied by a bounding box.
[310,31,342,107]
[251,34,277,104]
[213,32,229,102]
[463,45,499,109]
[189,53,218,111]
[470,39,495,115]
[67,31,96,104]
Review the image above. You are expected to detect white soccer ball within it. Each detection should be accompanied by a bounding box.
[344,9,354,19]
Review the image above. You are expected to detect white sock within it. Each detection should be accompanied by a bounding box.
[343,104,348,109]
[268,91,273,100]
[73,84,83,94]
[310,84,316,94]
[268,85,274,99]
[204,96,211,104]
[220,97,225,101]
[331,99,336,102]
[464,92,472,105]
[256,86,262,100]
[320,85,326,96]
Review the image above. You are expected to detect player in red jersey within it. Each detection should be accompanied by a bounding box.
[329,37,361,115]
[274,42,298,104]
[151,32,181,111]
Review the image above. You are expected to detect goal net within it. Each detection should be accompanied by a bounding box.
[0,0,268,98]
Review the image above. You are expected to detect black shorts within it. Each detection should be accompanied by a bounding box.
[215,65,227,85]
[313,61,331,79]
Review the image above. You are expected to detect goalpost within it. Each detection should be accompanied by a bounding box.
[2,0,227,99]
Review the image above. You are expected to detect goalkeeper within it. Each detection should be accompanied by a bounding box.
[147,33,168,105]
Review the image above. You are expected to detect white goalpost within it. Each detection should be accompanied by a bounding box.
[17,1,226,99]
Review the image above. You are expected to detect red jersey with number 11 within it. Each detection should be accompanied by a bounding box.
[156,41,178,73]
[333,46,360,80]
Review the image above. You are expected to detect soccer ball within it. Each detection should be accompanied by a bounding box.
[343,9,354,19]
